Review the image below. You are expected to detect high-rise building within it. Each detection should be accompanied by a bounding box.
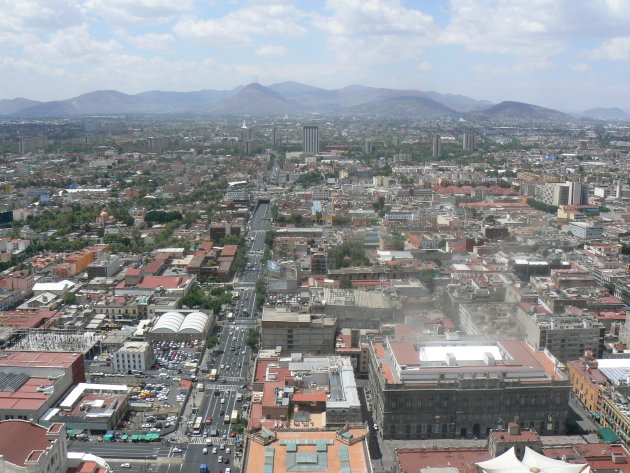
[432,135,442,158]
[364,140,374,154]
[463,131,476,151]
[539,181,586,206]
[239,121,256,153]
[303,125,319,155]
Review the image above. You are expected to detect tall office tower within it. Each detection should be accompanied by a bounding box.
[272,126,280,146]
[432,135,442,158]
[239,121,256,153]
[463,131,476,151]
[303,125,319,155]
[364,140,374,154]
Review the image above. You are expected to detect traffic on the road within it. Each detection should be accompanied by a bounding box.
[93,202,272,473]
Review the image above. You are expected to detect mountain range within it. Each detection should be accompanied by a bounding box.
[0,81,627,121]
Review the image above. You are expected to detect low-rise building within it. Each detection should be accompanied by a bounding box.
[0,420,111,473]
[111,341,154,373]
[570,221,604,240]
[261,307,337,355]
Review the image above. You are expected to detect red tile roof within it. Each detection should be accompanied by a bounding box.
[0,420,51,466]
[293,389,328,403]
[221,245,238,257]
[389,341,420,365]
[398,448,490,473]
[136,276,189,289]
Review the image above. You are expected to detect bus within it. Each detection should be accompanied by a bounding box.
[230,409,239,424]
[193,416,203,435]
[209,369,218,381]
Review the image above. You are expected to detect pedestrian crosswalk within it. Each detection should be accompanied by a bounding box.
[188,437,232,445]
[206,385,238,392]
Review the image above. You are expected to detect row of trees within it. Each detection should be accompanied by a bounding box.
[526,198,558,214]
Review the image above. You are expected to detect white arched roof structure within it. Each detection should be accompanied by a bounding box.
[178,312,209,333]
[152,311,186,333]
[476,447,588,473]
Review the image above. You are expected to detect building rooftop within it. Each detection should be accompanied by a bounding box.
[374,338,566,385]
[0,351,83,370]
[245,429,369,473]
[0,420,52,467]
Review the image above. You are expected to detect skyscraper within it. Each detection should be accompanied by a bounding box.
[432,135,441,158]
[463,131,476,151]
[239,121,256,153]
[303,125,319,155]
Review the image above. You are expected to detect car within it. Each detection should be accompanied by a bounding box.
[220,410,225,416]
[218,456,223,463]
[220,398,225,404]
[226,447,231,454]
[224,457,230,464]
[373,423,379,431]
[230,431,237,438]
[203,447,208,454]
[121,463,131,468]
[212,447,218,454]
[226,469,231,473]
[206,417,213,424]
[220,443,225,450]
[240,384,247,389]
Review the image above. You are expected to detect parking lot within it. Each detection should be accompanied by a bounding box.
[84,338,208,439]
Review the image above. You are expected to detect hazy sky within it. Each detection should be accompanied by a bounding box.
[2,0,630,111]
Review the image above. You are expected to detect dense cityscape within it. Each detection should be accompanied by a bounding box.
[0,104,629,473]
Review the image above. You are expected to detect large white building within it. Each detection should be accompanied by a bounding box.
[569,221,604,240]
[147,310,211,341]
[112,341,154,373]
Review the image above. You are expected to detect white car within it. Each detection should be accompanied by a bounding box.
[226,447,231,454]
[212,447,218,454]
[202,447,208,454]
[121,463,131,468]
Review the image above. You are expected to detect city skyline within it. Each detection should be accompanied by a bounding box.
[2,0,630,111]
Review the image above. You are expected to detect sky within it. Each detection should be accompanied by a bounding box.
[2,0,630,111]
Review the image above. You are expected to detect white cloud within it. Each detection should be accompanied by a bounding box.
[441,0,565,55]
[571,63,590,73]
[24,24,121,63]
[84,0,194,25]
[127,33,175,51]
[469,59,553,76]
[313,0,435,64]
[255,44,288,57]
[417,61,433,72]
[174,3,307,46]
[0,0,85,32]
[442,0,630,56]
[588,36,630,60]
